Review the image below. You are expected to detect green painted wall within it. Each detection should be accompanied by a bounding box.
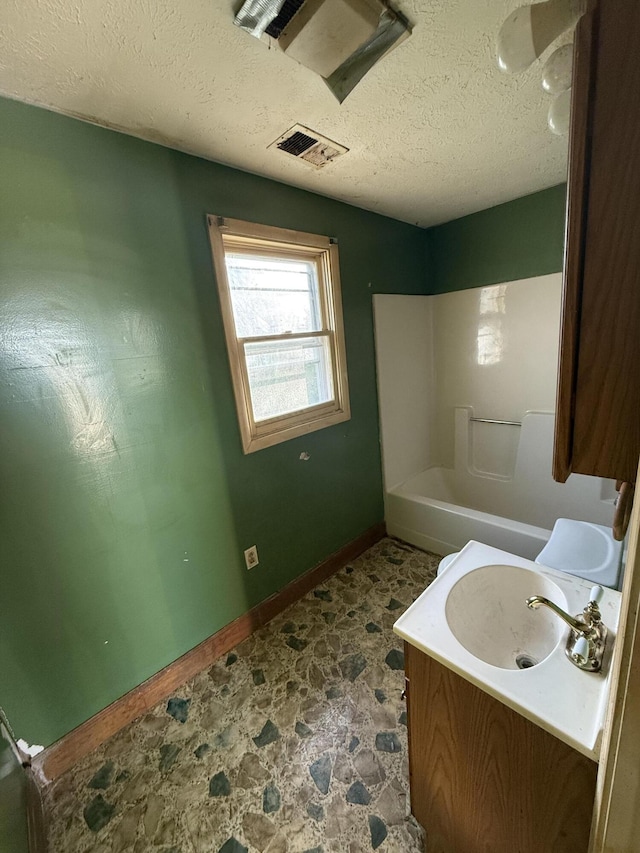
[0,96,427,747]
[425,184,567,294]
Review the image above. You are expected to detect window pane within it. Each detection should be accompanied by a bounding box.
[245,336,334,421]
[226,253,322,337]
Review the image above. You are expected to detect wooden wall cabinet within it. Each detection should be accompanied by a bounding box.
[554,0,640,497]
[405,642,597,853]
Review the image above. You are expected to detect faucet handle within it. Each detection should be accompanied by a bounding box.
[585,585,604,622]
[571,636,590,666]
[589,585,604,605]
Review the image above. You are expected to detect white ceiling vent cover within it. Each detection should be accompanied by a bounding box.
[269,124,349,168]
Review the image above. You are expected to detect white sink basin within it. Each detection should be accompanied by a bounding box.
[393,541,622,760]
[445,564,568,670]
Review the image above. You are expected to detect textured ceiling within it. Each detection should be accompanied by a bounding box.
[0,0,570,227]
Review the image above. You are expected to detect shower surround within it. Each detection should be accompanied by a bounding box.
[374,275,615,560]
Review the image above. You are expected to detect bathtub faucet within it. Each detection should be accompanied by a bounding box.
[526,585,607,673]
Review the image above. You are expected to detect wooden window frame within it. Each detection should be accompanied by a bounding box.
[207,215,351,454]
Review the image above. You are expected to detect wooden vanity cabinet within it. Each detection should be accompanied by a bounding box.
[554,0,640,491]
[404,642,597,853]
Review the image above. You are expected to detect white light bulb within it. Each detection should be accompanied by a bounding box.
[548,88,572,135]
[542,43,574,93]
[497,5,536,74]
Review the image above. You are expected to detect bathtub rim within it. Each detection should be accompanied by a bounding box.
[385,484,552,560]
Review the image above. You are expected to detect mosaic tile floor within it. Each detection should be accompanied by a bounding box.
[44,538,439,853]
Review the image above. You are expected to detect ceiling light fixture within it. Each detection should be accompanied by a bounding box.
[497,0,585,73]
[496,0,586,135]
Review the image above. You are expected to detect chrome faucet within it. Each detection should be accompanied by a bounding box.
[526,585,607,672]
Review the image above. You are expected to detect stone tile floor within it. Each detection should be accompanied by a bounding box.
[45,538,439,853]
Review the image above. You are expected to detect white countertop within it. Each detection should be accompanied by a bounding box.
[394,541,622,760]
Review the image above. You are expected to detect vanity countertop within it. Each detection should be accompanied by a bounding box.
[393,541,622,760]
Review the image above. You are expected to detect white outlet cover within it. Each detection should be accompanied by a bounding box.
[244,546,259,569]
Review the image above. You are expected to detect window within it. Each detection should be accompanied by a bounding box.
[207,215,351,453]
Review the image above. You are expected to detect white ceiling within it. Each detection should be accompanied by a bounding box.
[0,0,570,227]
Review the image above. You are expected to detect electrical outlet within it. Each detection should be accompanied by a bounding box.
[244,545,259,570]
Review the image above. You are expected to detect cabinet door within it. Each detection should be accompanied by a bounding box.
[554,0,640,485]
[405,642,597,853]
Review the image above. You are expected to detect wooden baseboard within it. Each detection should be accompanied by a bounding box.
[33,523,385,785]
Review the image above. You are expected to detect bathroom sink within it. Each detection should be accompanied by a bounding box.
[393,541,622,760]
[445,564,568,670]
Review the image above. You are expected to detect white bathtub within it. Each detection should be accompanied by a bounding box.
[385,410,617,561]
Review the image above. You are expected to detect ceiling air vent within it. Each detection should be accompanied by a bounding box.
[270,124,348,168]
[277,130,318,156]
